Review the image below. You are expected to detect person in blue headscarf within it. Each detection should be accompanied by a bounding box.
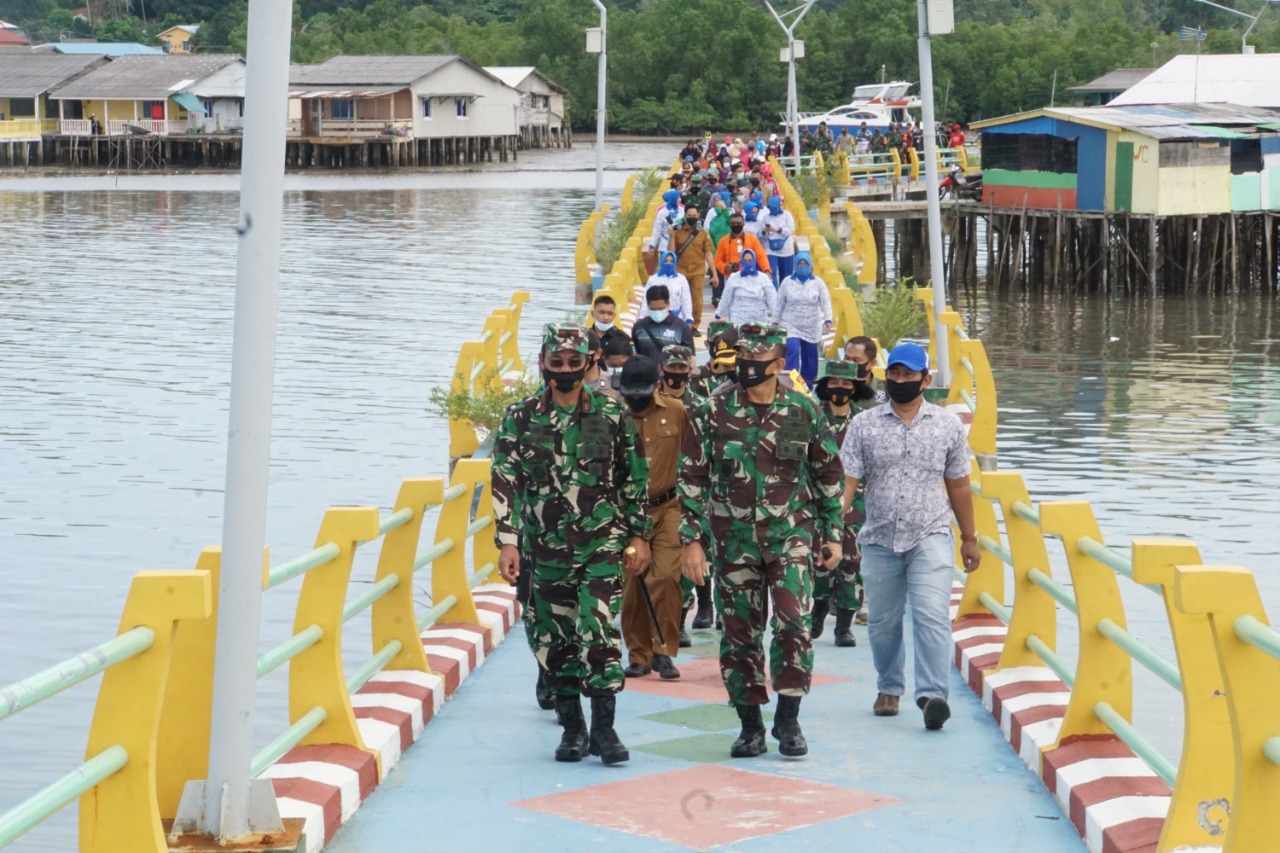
[758,195,796,288]
[644,250,694,328]
[775,251,832,386]
[716,248,776,327]
[649,188,684,253]
[743,201,764,238]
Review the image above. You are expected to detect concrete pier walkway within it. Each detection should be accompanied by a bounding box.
[327,616,1086,852]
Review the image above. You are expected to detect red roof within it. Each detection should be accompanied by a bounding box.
[0,28,30,45]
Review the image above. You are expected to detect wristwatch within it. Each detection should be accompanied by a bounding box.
[679,533,698,546]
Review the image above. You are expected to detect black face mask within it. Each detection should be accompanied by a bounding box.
[827,389,853,406]
[663,372,688,389]
[624,394,653,413]
[885,377,924,404]
[545,366,585,393]
[730,223,744,234]
[736,358,775,389]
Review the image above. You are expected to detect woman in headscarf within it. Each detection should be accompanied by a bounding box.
[705,190,733,250]
[645,250,693,327]
[715,248,776,327]
[758,195,796,288]
[649,188,684,253]
[775,251,832,386]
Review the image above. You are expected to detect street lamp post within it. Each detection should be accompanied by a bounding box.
[587,1,607,213]
[1194,0,1279,52]
[764,1,817,172]
[917,0,954,385]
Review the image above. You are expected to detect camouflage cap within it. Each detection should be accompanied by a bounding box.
[541,322,590,355]
[736,322,788,356]
[661,345,695,369]
[706,319,735,341]
[820,359,861,381]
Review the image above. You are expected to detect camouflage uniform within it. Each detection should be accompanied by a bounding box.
[658,345,704,407]
[678,323,844,707]
[492,325,650,699]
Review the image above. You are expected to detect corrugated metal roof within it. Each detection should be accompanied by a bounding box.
[1065,67,1154,94]
[50,54,242,100]
[288,87,403,98]
[485,66,567,94]
[34,42,163,55]
[975,102,1280,139]
[0,53,105,97]
[1109,54,1280,108]
[291,55,457,87]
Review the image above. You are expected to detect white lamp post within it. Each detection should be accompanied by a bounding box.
[918,0,954,384]
[764,1,817,172]
[587,1,607,213]
[1194,0,1279,52]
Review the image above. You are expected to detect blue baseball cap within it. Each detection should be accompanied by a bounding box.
[886,342,929,372]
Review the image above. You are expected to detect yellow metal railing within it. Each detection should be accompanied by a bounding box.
[447,292,531,459]
[957,465,1278,851]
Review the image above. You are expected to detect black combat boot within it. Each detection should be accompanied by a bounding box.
[588,695,630,765]
[810,597,831,640]
[554,696,589,762]
[834,609,857,647]
[730,704,768,758]
[679,607,692,648]
[692,583,713,629]
[771,694,808,757]
[535,669,555,710]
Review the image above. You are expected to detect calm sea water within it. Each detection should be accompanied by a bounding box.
[2,143,1278,848]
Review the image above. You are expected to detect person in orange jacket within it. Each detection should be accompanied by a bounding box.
[712,211,770,307]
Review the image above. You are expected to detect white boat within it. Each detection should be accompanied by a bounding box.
[791,81,921,132]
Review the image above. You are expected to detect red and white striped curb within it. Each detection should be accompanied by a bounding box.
[950,585,1174,853]
[261,585,519,852]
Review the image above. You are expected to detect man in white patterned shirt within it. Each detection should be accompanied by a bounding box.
[838,342,981,731]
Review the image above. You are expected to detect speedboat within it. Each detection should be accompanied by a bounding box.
[791,81,921,133]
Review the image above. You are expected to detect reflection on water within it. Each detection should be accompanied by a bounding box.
[2,144,1279,847]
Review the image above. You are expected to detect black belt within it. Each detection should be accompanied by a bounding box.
[647,487,677,508]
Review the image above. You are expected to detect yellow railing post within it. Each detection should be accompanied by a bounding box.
[480,314,505,378]
[620,173,637,215]
[430,465,483,626]
[961,339,998,462]
[1129,540,1233,852]
[954,464,1005,620]
[937,308,962,379]
[981,473,1055,669]
[1174,565,1280,853]
[504,291,530,375]
[908,146,920,181]
[1039,503,1132,743]
[461,459,500,588]
[448,342,483,459]
[289,508,382,764]
[372,478,444,674]
[916,288,938,369]
[80,570,212,853]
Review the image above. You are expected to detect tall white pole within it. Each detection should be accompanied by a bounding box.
[917,0,950,386]
[787,41,801,171]
[192,0,292,840]
[592,0,607,212]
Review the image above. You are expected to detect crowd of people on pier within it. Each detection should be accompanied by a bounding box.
[489,152,981,767]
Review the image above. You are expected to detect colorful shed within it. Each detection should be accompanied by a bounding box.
[971,104,1280,215]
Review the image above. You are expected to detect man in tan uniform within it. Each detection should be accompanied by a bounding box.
[616,355,689,680]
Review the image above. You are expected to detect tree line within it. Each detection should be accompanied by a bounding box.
[12,0,1279,132]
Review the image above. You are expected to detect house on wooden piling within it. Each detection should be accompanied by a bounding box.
[484,66,569,149]
[48,53,245,136]
[0,52,105,144]
[971,103,1280,215]
[287,55,521,167]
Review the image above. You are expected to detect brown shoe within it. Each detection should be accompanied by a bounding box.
[873,693,900,716]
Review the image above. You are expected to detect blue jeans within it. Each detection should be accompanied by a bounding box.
[859,532,955,704]
[784,337,819,386]
[769,254,794,288]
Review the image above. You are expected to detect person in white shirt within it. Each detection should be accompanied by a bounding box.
[645,250,694,330]
[716,249,776,327]
[649,189,684,253]
[758,195,796,288]
[775,252,833,386]
[742,201,764,238]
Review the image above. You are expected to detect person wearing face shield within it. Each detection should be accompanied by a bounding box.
[616,355,691,682]
[838,343,981,732]
[716,248,776,328]
[492,323,653,765]
[775,252,832,387]
[678,322,844,759]
[631,284,694,363]
[809,360,879,646]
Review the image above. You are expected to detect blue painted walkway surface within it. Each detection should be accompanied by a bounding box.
[328,622,1085,852]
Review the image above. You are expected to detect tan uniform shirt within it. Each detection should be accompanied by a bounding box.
[632,393,689,499]
[667,225,714,279]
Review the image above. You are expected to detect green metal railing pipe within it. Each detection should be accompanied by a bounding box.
[959,388,977,413]
[1235,615,1280,660]
[443,483,468,502]
[250,707,327,777]
[0,745,129,846]
[977,592,1012,625]
[417,595,459,631]
[1027,568,1078,614]
[1264,736,1280,767]
[1094,700,1176,785]
[465,515,492,537]
[0,627,155,722]
[413,539,455,572]
[342,575,401,624]
[1097,618,1181,691]
[1026,634,1075,687]
[959,356,975,377]
[1077,536,1162,593]
[256,625,324,678]
[378,507,414,535]
[267,542,341,589]
[978,535,1012,566]
[1011,500,1040,525]
[468,563,496,589]
[347,640,404,694]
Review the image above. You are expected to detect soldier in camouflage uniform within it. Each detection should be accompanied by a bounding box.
[493,323,651,765]
[810,359,882,645]
[679,322,844,758]
[658,345,702,405]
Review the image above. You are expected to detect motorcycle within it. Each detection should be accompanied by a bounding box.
[939,166,983,201]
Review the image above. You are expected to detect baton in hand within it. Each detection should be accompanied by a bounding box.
[626,546,666,647]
